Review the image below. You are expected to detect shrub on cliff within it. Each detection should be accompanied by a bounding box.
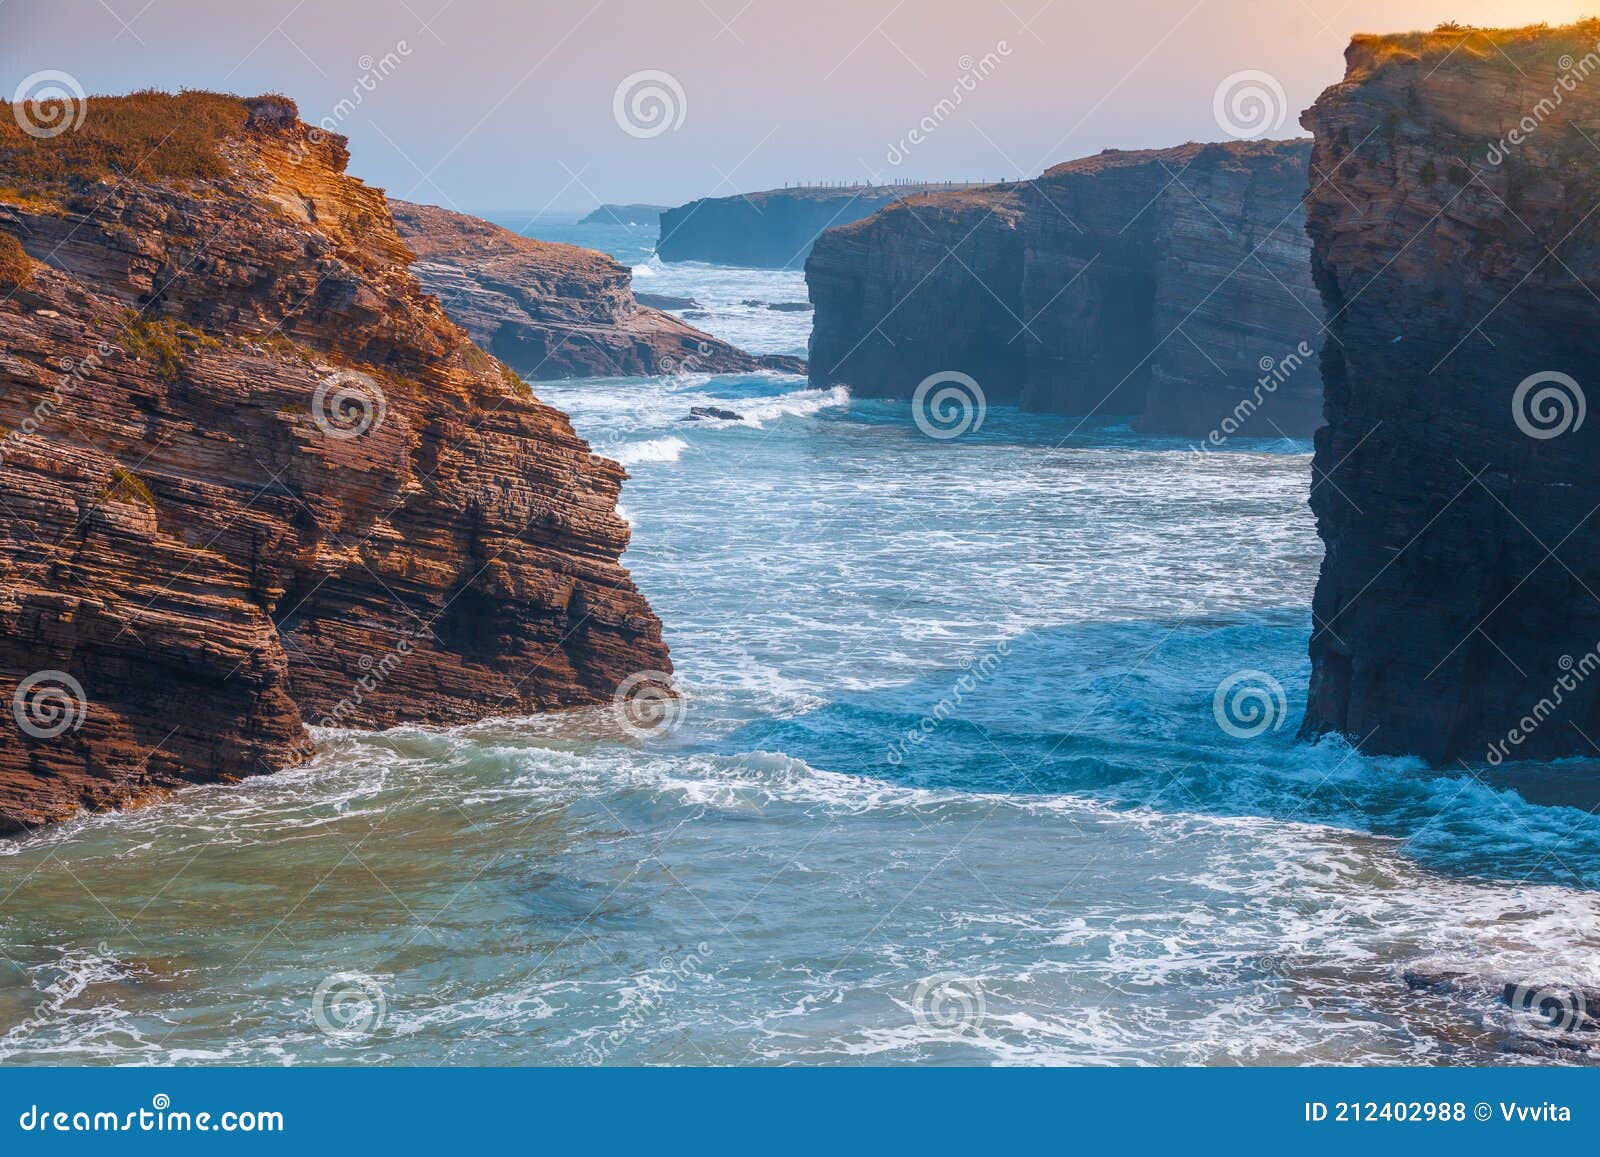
[0,232,32,288]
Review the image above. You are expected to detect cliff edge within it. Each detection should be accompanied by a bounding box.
[1300,22,1600,762]
[0,91,671,832]
[805,143,1324,437]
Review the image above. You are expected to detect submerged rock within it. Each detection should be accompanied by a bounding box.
[636,292,699,310]
[805,143,1324,437]
[1299,21,1600,764]
[0,92,670,833]
[741,299,813,312]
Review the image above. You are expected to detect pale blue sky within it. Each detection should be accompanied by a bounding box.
[4,0,1587,212]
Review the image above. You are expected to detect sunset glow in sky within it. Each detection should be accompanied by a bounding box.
[4,0,1590,211]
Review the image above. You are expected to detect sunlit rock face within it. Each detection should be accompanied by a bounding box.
[0,92,670,832]
[1301,23,1600,763]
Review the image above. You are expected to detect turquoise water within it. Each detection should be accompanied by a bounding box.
[1,221,1598,1066]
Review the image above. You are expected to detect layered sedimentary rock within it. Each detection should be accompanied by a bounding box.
[806,143,1324,437]
[579,203,666,228]
[390,200,801,378]
[657,183,979,269]
[1300,22,1600,763]
[0,92,670,833]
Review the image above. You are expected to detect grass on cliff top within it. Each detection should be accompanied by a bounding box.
[0,89,251,201]
[1352,18,1600,74]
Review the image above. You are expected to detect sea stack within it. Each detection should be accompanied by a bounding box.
[1300,22,1600,763]
[0,92,671,832]
[805,142,1324,437]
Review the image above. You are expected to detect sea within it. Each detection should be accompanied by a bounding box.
[1,213,1598,1066]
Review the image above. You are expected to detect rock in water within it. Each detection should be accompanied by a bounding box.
[390,200,799,379]
[1299,21,1600,763]
[636,292,700,310]
[683,407,744,421]
[0,92,670,833]
[805,143,1324,437]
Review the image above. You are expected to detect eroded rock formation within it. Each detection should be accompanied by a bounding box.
[0,91,671,832]
[390,199,801,378]
[806,143,1324,437]
[657,183,980,269]
[1300,22,1600,763]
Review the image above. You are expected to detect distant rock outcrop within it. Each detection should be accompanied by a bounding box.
[0,92,671,833]
[657,183,981,269]
[1300,22,1600,764]
[579,203,666,228]
[805,143,1324,437]
[390,200,802,378]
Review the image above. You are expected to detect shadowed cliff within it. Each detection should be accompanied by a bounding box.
[1300,21,1600,764]
[805,142,1324,439]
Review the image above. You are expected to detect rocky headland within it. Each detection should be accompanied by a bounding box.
[389,199,802,378]
[579,203,666,228]
[1299,21,1600,763]
[0,91,672,833]
[805,142,1324,437]
[656,182,981,269]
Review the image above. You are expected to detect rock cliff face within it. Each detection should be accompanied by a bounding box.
[0,91,670,833]
[806,143,1324,437]
[657,183,979,269]
[1300,22,1600,763]
[390,200,801,378]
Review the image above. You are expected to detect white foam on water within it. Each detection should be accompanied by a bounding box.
[611,436,688,465]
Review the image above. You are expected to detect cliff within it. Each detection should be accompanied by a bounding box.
[1300,21,1600,763]
[657,183,979,269]
[390,200,801,378]
[0,91,671,833]
[806,143,1325,437]
[579,203,666,227]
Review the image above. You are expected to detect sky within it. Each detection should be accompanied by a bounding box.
[2,0,1589,212]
